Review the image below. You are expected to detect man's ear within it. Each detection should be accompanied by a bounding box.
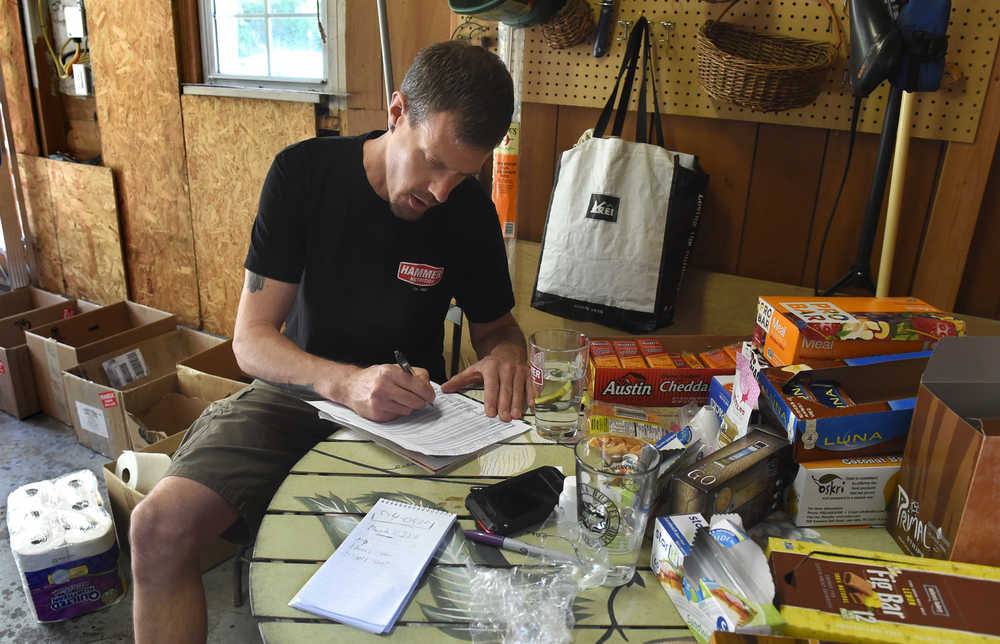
[388,91,407,130]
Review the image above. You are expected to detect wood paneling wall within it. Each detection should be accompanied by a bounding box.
[181,95,315,336]
[87,0,201,326]
[1,0,38,156]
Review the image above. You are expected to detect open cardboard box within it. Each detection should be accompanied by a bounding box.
[891,336,1000,567]
[62,327,226,458]
[176,340,252,392]
[758,355,927,461]
[102,431,238,572]
[124,369,245,450]
[587,335,746,406]
[0,296,97,418]
[24,301,176,425]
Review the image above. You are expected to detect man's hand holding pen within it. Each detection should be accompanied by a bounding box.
[335,352,434,422]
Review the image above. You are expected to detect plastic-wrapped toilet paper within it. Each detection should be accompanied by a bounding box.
[115,450,171,494]
[6,469,125,622]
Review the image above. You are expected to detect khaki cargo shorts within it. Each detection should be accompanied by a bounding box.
[164,380,338,544]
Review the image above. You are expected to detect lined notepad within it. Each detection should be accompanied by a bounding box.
[288,498,456,634]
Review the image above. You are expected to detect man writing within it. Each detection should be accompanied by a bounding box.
[129,41,529,644]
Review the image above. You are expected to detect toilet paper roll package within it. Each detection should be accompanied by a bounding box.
[6,469,126,622]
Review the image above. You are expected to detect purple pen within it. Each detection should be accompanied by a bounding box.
[463,529,576,562]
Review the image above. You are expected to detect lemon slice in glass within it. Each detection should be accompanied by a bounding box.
[534,380,572,405]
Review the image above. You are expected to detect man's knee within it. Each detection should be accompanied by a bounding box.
[130,479,236,572]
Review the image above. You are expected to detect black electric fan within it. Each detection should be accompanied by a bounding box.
[819,0,950,296]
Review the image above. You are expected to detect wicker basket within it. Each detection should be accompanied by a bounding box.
[697,0,842,112]
[541,0,594,49]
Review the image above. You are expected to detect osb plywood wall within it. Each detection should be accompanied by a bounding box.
[1,0,38,155]
[87,0,200,326]
[14,155,126,303]
[182,95,315,336]
[47,161,127,304]
[16,155,63,292]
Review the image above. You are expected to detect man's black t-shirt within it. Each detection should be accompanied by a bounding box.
[244,133,515,383]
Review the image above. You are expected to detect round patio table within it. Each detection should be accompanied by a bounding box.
[248,397,901,643]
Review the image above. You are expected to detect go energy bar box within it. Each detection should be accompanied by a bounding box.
[753,296,964,366]
[787,456,902,527]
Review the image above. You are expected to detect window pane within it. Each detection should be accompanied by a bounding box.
[216,17,268,76]
[269,0,315,14]
[216,0,265,16]
[270,17,322,79]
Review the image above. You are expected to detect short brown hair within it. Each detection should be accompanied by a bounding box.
[400,41,514,150]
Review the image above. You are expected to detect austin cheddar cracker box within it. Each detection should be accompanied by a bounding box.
[753,296,963,366]
[588,335,746,407]
[758,355,927,462]
[768,538,1000,643]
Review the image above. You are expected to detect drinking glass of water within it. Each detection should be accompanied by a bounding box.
[528,329,589,440]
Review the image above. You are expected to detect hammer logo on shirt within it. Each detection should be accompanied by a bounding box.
[397,262,444,287]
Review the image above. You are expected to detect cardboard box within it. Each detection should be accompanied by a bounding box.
[0,295,90,418]
[753,296,962,366]
[588,335,746,407]
[669,428,794,528]
[101,431,238,572]
[651,514,784,642]
[768,537,1000,643]
[62,328,226,458]
[758,356,926,461]
[176,340,252,392]
[891,337,1000,567]
[25,301,176,425]
[125,369,245,450]
[788,455,902,527]
[0,286,72,320]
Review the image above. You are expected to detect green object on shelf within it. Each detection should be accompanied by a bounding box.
[449,0,563,28]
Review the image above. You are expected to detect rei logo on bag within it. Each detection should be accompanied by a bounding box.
[585,194,620,222]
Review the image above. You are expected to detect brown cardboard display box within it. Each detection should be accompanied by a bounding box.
[176,340,252,392]
[24,301,176,426]
[891,336,1000,567]
[102,431,238,572]
[124,369,245,450]
[0,291,93,418]
[62,327,226,458]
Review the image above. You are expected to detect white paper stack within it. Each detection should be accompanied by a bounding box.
[6,470,126,622]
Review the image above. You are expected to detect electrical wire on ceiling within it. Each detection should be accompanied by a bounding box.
[37,0,90,79]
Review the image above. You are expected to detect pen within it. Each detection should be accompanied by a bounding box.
[394,350,414,375]
[463,529,576,563]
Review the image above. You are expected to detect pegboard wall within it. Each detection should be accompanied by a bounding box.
[522,0,999,142]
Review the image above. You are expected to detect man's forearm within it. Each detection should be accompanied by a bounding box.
[232,324,359,400]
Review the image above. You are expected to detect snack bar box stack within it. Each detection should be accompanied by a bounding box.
[586,334,746,442]
[752,296,965,528]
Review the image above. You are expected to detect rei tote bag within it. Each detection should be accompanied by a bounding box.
[531,17,708,333]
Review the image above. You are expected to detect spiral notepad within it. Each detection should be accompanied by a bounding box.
[288,498,456,634]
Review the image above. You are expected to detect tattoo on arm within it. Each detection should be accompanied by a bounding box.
[246,272,266,293]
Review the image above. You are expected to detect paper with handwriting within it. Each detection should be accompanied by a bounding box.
[288,498,456,634]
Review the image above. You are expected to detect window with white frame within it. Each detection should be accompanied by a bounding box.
[198,0,345,95]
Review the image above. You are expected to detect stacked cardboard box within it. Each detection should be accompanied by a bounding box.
[24,301,176,425]
[0,288,96,418]
[62,327,227,458]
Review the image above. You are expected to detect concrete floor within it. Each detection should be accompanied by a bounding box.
[0,412,261,643]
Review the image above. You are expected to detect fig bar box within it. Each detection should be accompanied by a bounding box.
[891,337,1000,567]
[768,538,1000,643]
[788,456,902,527]
[753,296,963,366]
[588,335,745,407]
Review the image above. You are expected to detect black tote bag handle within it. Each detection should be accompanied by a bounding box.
[593,17,647,139]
